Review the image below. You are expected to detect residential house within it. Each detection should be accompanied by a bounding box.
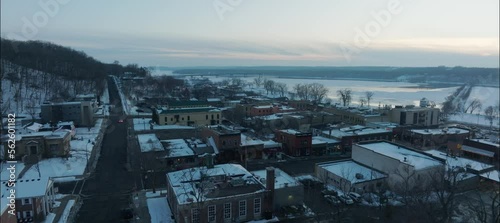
[0,177,56,222]
[201,125,241,161]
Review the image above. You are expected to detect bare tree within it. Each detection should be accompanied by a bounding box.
[365,91,374,107]
[423,165,468,223]
[484,106,496,130]
[263,79,276,95]
[309,83,329,103]
[465,98,482,114]
[359,98,367,107]
[294,83,310,100]
[465,188,500,223]
[275,82,288,97]
[337,89,352,106]
[231,77,245,88]
[254,76,264,87]
[179,167,215,223]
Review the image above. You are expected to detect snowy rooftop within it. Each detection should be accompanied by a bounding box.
[424,150,493,172]
[470,139,500,148]
[254,105,273,109]
[357,142,443,170]
[480,170,499,183]
[312,136,340,144]
[241,134,265,147]
[279,129,309,135]
[410,128,469,135]
[206,98,221,102]
[161,139,195,158]
[324,127,391,139]
[252,168,301,189]
[138,134,164,152]
[167,164,263,204]
[318,160,387,184]
[1,177,52,199]
[133,118,195,131]
[13,130,69,141]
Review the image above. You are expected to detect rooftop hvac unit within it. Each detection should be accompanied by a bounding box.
[230,178,245,187]
[355,173,364,179]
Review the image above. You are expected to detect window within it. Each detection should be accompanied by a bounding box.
[224,203,231,219]
[22,198,31,205]
[217,114,219,119]
[23,211,33,218]
[188,116,191,121]
[206,115,208,120]
[192,208,199,223]
[164,117,168,123]
[239,200,246,217]
[208,205,216,222]
[222,140,226,146]
[171,118,173,121]
[182,117,184,121]
[254,198,261,214]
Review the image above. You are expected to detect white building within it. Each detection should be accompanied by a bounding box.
[352,141,444,189]
[316,160,387,193]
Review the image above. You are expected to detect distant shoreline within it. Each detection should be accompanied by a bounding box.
[156,71,499,89]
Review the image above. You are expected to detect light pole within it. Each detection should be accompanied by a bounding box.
[142,117,146,131]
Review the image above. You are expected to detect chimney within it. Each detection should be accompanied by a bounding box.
[264,167,275,219]
[206,154,214,169]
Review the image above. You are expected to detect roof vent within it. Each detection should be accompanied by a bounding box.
[403,157,407,162]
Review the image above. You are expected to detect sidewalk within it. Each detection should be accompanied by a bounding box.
[131,190,152,223]
[52,195,79,223]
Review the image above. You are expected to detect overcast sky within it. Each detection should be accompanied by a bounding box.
[1,0,499,67]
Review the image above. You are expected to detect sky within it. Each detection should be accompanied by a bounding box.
[1,0,499,67]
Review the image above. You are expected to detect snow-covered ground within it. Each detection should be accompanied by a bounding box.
[147,196,174,223]
[41,213,56,223]
[206,76,465,107]
[133,118,194,131]
[0,119,106,182]
[58,199,75,223]
[448,112,500,128]
[247,217,280,223]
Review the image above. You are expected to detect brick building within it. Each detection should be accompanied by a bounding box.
[166,164,272,223]
[274,129,312,157]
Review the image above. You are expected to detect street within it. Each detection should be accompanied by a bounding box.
[72,76,140,222]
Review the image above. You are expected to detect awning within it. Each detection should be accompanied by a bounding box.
[461,145,495,157]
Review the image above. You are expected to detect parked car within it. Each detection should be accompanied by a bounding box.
[121,208,133,219]
[118,119,124,123]
[338,195,354,205]
[321,189,337,196]
[324,195,341,205]
[348,192,362,203]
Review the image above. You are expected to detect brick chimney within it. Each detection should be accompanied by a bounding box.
[264,167,275,219]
